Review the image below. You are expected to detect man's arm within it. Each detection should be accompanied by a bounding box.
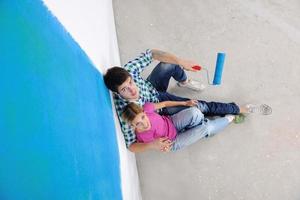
[114,96,139,148]
[128,137,173,153]
[152,49,199,71]
[128,142,154,153]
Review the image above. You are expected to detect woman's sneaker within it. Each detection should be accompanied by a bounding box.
[234,114,246,124]
[245,104,272,115]
[177,79,206,91]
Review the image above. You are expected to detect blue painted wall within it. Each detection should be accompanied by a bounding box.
[0,0,122,199]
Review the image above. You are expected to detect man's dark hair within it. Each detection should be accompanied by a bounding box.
[104,67,131,93]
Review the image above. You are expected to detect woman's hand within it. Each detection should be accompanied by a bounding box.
[151,137,173,152]
[184,100,198,107]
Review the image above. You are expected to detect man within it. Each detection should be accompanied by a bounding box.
[104,49,244,152]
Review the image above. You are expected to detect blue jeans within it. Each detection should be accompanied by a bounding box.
[147,62,240,116]
[170,107,230,151]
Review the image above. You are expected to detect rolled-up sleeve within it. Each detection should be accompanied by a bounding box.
[124,49,153,76]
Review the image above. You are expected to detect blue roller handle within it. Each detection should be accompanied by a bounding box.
[213,52,226,85]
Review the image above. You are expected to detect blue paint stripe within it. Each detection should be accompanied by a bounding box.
[0,0,122,199]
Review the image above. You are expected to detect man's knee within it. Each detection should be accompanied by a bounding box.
[156,62,178,72]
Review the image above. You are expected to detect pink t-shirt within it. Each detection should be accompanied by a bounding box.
[136,103,177,143]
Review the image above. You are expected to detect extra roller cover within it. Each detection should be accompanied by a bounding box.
[213,52,226,85]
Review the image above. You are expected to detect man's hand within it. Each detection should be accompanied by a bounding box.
[178,59,200,72]
[151,137,173,152]
[184,100,198,107]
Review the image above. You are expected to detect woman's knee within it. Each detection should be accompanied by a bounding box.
[187,107,204,126]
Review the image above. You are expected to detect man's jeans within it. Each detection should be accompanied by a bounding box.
[146,62,240,116]
[170,107,230,151]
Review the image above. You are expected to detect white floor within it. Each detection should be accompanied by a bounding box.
[113,0,300,199]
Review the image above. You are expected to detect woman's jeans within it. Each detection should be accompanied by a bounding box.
[146,62,240,116]
[170,107,230,151]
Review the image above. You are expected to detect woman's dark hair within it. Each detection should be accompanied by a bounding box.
[122,103,143,123]
[104,67,131,92]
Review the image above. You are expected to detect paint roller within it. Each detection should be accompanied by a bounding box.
[192,52,226,85]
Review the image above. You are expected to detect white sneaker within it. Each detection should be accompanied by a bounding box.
[245,104,272,115]
[177,79,206,91]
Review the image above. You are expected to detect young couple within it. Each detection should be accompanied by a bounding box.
[104,49,270,153]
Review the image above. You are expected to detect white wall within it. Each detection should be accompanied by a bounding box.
[42,1,141,199]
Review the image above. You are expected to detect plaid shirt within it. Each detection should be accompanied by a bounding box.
[114,49,159,147]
